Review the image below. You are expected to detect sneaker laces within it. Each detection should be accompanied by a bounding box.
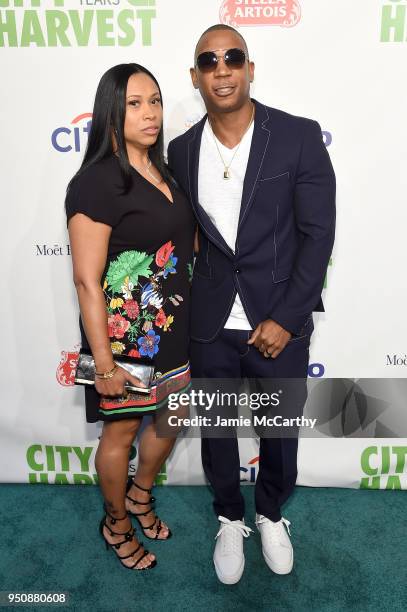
[215,516,253,554]
[256,515,291,546]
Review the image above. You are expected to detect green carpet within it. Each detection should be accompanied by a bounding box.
[0,484,405,612]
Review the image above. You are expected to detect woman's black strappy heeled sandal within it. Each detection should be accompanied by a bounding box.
[99,504,157,570]
[125,477,172,540]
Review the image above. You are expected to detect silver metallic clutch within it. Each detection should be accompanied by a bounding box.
[74,348,154,394]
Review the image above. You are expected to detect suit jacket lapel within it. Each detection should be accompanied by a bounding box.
[187,116,234,259]
[237,100,271,232]
[187,117,204,220]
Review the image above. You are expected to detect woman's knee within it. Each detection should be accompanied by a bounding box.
[153,402,190,437]
[101,418,142,446]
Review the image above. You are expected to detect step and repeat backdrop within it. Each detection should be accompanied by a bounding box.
[1,0,406,488]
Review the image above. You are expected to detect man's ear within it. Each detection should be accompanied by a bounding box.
[190,67,199,89]
[249,61,255,83]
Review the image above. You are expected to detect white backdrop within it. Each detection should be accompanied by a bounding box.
[1,0,406,489]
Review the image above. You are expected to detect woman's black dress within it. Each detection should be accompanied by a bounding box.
[65,155,195,422]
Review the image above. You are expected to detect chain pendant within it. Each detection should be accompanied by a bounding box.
[223,169,230,180]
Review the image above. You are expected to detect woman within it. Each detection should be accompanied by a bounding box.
[65,64,195,570]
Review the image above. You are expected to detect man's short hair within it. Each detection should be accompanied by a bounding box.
[194,24,249,60]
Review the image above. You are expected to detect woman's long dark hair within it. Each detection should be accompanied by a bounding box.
[67,63,173,193]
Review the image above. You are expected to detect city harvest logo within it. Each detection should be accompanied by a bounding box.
[51,112,91,153]
[220,0,301,28]
[0,0,156,48]
[56,348,79,387]
[360,445,406,489]
[27,444,98,484]
[380,0,407,41]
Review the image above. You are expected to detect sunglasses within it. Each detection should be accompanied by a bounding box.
[195,48,247,72]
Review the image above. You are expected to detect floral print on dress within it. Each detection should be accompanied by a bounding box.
[138,329,160,358]
[103,241,182,358]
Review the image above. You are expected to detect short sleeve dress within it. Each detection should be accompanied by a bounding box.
[65,155,195,422]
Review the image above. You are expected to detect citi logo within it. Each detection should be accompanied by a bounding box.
[240,455,259,482]
[51,112,92,153]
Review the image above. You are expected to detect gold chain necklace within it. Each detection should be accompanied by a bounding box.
[208,103,255,180]
[133,156,161,183]
[144,157,161,183]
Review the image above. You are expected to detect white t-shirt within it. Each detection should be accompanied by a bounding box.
[198,118,254,330]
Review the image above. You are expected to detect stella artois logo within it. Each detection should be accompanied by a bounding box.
[220,0,301,28]
[56,348,80,387]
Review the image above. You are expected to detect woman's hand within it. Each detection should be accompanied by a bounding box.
[94,364,146,397]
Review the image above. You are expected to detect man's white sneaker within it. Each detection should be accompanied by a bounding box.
[213,516,253,584]
[255,513,293,575]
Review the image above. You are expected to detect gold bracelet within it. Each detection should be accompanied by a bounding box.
[95,364,118,379]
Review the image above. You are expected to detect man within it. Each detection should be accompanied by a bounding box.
[167,24,335,584]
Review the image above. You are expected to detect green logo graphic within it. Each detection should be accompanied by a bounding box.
[0,0,156,47]
[27,442,168,485]
[154,461,167,485]
[360,445,407,489]
[27,444,98,484]
[380,0,407,42]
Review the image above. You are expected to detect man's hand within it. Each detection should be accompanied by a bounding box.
[247,319,292,359]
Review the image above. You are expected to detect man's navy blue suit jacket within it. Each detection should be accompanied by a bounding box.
[167,99,336,343]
